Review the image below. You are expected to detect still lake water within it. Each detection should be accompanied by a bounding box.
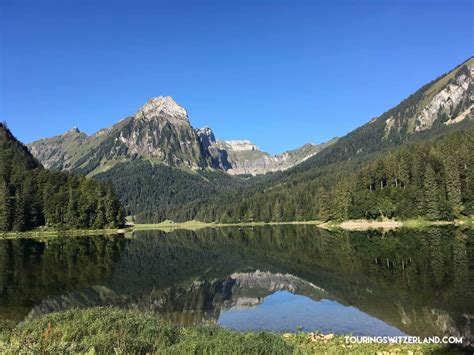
[0,226,472,344]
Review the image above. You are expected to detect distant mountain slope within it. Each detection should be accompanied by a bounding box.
[298,57,473,169]
[29,97,326,176]
[93,160,246,220]
[29,97,220,175]
[146,58,474,223]
[27,96,332,220]
[196,126,337,175]
[26,58,474,223]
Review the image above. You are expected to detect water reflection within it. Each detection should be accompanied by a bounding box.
[0,226,472,345]
[218,291,406,336]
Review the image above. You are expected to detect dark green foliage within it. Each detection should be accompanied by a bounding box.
[94,160,246,222]
[423,165,441,220]
[0,123,124,231]
[444,155,463,216]
[318,186,332,221]
[165,128,473,222]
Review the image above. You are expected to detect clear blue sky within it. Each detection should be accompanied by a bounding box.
[1,0,473,154]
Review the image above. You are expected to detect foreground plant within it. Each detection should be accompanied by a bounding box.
[0,308,463,354]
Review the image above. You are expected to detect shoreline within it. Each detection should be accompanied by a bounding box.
[0,307,458,353]
[0,217,471,238]
[134,217,472,232]
[0,228,132,239]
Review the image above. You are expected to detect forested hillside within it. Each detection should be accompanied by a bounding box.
[0,123,124,231]
[23,58,474,224]
[147,127,473,223]
[296,57,473,170]
[109,57,474,223]
[94,160,246,221]
[135,57,474,224]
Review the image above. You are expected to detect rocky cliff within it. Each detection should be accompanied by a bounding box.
[28,97,330,176]
[196,126,337,175]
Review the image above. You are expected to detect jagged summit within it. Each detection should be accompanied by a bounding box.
[27,93,336,175]
[196,126,217,146]
[67,127,81,134]
[196,126,213,134]
[135,96,188,123]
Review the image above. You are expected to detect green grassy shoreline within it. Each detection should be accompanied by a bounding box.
[0,308,460,354]
[130,216,473,232]
[1,216,472,238]
[0,227,132,239]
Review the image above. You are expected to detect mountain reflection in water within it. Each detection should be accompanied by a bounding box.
[0,226,472,346]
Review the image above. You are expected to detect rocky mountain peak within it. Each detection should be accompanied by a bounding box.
[135,96,189,124]
[196,126,216,144]
[67,127,81,134]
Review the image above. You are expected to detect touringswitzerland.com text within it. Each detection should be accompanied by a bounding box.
[345,336,463,345]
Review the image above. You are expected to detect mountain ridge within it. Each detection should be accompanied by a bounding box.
[28,97,333,176]
[22,57,474,223]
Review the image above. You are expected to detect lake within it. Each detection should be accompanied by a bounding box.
[0,226,472,346]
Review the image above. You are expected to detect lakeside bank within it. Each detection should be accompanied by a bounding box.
[0,308,461,354]
[1,216,472,238]
[134,216,472,232]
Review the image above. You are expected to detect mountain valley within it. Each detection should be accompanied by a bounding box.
[15,57,474,223]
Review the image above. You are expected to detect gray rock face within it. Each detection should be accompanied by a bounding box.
[28,96,330,176]
[200,132,337,176]
[136,96,189,124]
[415,66,473,132]
[28,97,213,174]
[383,60,474,138]
[194,126,334,175]
[25,271,328,325]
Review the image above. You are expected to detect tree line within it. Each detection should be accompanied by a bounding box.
[144,127,473,223]
[0,123,124,232]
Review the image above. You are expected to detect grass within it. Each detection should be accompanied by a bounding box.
[2,216,472,239]
[134,216,473,232]
[0,308,461,354]
[133,219,323,231]
[0,226,132,240]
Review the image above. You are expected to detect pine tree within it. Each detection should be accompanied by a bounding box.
[335,182,351,220]
[397,153,410,189]
[13,190,27,231]
[93,200,107,229]
[0,179,14,231]
[444,156,463,216]
[318,186,331,221]
[66,189,80,229]
[423,164,441,220]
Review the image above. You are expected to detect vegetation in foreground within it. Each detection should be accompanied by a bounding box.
[0,308,461,354]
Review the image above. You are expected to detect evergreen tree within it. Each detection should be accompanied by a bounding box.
[318,186,331,221]
[66,189,80,229]
[0,179,14,231]
[13,190,27,231]
[397,153,410,189]
[444,156,463,216]
[423,164,441,220]
[0,123,125,232]
[94,200,107,229]
[335,182,351,220]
